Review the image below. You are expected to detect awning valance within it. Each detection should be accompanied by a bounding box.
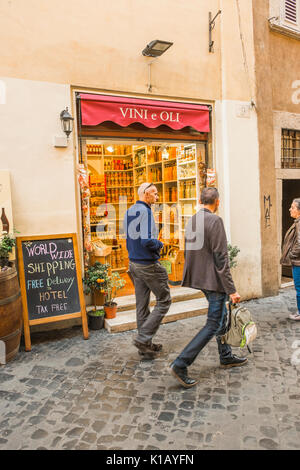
[79,93,210,133]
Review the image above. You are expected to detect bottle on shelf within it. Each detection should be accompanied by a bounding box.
[179,182,184,199]
[172,187,177,202]
[191,181,196,198]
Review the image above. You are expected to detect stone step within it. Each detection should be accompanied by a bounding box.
[104,297,208,333]
[115,287,204,313]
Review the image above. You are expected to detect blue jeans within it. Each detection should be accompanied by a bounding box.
[173,290,232,369]
[292,266,300,314]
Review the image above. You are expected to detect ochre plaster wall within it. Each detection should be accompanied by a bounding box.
[252,0,300,295]
[270,33,300,112]
[0,0,255,103]
[0,0,221,100]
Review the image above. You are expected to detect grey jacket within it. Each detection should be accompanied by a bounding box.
[280,217,300,267]
[181,208,236,295]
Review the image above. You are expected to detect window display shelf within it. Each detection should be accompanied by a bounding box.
[104,169,133,172]
[179,197,197,200]
[106,186,133,189]
[178,160,196,166]
[108,201,129,204]
[147,161,163,167]
[86,140,208,297]
[178,176,196,180]
[104,154,132,157]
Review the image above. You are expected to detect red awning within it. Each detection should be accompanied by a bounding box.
[79,93,210,132]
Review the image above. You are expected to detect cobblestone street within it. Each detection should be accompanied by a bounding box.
[0,287,300,451]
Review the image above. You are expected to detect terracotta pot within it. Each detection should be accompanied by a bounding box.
[93,290,105,307]
[104,302,117,319]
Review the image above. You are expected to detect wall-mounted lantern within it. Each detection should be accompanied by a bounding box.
[60,107,74,138]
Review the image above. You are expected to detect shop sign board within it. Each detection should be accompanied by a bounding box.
[79,93,210,132]
[17,233,89,351]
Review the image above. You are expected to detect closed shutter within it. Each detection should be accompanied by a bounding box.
[284,0,298,24]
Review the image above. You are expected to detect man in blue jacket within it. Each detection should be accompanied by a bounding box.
[124,182,171,359]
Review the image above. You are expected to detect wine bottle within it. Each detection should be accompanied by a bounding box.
[1,208,9,233]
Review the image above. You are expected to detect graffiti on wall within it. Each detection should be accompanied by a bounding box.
[264,195,272,228]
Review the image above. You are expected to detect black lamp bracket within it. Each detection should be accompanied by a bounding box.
[209,10,222,53]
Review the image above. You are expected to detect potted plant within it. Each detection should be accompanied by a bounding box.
[87,308,105,330]
[228,243,240,269]
[103,271,126,319]
[0,232,16,269]
[83,261,110,328]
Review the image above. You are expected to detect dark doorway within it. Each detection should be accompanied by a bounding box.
[282,179,300,278]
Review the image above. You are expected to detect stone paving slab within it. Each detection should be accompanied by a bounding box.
[0,287,300,450]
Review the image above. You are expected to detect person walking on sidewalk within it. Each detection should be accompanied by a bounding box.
[280,198,300,321]
[170,187,247,388]
[124,182,171,359]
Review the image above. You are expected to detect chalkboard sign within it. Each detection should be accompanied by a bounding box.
[17,234,89,351]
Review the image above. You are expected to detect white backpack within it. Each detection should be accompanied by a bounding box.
[221,304,257,352]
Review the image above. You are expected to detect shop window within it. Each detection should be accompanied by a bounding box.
[81,140,215,295]
[281,128,300,168]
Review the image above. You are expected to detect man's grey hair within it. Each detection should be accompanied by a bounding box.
[138,182,154,198]
[293,198,300,210]
[201,187,219,205]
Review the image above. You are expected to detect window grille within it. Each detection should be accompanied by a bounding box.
[281,128,300,168]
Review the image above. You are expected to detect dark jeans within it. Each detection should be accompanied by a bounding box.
[129,261,172,344]
[292,265,300,313]
[173,289,232,369]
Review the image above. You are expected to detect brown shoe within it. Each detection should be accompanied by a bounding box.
[149,342,163,352]
[138,350,156,360]
[133,339,157,355]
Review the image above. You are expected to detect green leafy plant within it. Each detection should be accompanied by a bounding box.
[228,244,240,269]
[0,232,16,268]
[88,309,105,317]
[83,262,110,311]
[104,272,126,306]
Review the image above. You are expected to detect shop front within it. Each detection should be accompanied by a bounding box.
[76,93,214,297]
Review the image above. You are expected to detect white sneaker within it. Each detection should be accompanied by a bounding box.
[289,313,300,321]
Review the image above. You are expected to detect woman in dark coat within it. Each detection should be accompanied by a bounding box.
[281,198,300,320]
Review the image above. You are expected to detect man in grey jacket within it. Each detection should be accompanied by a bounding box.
[170,187,247,388]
